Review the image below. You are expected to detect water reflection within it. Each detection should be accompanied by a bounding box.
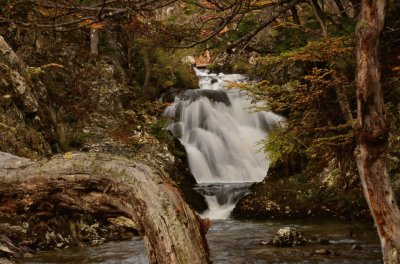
[21,220,382,264]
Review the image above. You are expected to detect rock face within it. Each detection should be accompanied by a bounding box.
[271,227,307,247]
[0,32,208,263]
[0,36,23,70]
[0,152,211,264]
[180,89,231,106]
[0,25,209,263]
[0,33,207,212]
[0,36,51,158]
[232,160,370,220]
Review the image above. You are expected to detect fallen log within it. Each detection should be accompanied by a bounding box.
[0,152,210,263]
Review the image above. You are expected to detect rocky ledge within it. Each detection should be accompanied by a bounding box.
[232,161,371,220]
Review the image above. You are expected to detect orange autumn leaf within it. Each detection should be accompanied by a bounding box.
[89,22,106,29]
[78,19,93,27]
[392,66,400,72]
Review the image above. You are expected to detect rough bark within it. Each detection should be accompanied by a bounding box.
[350,0,361,17]
[333,0,348,17]
[334,79,353,123]
[143,48,151,94]
[90,29,99,56]
[355,0,400,263]
[0,152,210,264]
[309,0,328,37]
[290,6,301,25]
[124,32,136,85]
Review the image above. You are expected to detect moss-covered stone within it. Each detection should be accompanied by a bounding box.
[166,137,208,213]
[232,161,370,220]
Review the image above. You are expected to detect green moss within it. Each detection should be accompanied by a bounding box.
[229,57,253,74]
[132,47,198,100]
[226,17,258,42]
[150,117,169,141]
[268,26,309,54]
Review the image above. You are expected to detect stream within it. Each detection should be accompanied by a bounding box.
[21,220,381,263]
[21,69,382,263]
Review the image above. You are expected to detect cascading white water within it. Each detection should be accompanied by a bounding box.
[164,68,283,219]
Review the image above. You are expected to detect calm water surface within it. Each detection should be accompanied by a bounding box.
[20,219,382,264]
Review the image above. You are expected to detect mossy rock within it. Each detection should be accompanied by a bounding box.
[165,136,208,213]
[232,174,370,220]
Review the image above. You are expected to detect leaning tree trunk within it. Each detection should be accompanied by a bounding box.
[355,1,400,263]
[0,152,211,264]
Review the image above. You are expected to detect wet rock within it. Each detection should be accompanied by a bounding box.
[0,245,14,256]
[0,233,20,259]
[0,39,51,158]
[0,258,14,264]
[166,137,208,213]
[160,89,184,103]
[271,227,307,247]
[248,52,259,66]
[314,248,339,256]
[254,240,269,246]
[0,36,23,70]
[314,249,331,255]
[0,94,12,107]
[180,89,231,106]
[317,238,331,245]
[124,110,137,120]
[0,152,34,170]
[232,159,369,220]
[181,56,196,66]
[352,244,362,250]
[108,216,137,230]
[7,68,39,114]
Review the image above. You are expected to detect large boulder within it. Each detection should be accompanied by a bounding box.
[0,35,51,158]
[271,227,307,247]
[232,160,370,220]
[180,89,231,106]
[0,36,23,70]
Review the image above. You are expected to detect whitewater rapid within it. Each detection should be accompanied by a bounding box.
[164,68,283,219]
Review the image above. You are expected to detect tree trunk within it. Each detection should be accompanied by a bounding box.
[355,1,400,263]
[0,152,211,264]
[350,0,361,17]
[126,32,135,84]
[335,85,353,123]
[290,6,301,25]
[334,72,353,123]
[90,28,99,56]
[309,0,328,37]
[143,48,151,94]
[333,0,348,17]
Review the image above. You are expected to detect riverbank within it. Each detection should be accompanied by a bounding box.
[20,219,382,264]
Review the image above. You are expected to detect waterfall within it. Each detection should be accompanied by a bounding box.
[164,68,283,219]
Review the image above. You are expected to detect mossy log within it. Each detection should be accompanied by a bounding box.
[0,152,210,264]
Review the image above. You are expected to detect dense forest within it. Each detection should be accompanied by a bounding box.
[0,0,400,263]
